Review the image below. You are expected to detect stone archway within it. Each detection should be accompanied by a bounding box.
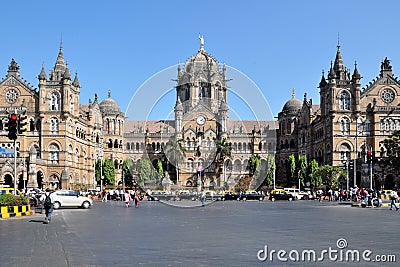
[384,174,395,190]
[3,173,13,187]
[37,171,44,189]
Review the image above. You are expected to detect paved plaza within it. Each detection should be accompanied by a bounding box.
[0,200,399,267]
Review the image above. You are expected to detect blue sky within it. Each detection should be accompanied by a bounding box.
[1,0,400,120]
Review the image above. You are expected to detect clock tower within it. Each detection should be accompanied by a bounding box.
[173,36,229,187]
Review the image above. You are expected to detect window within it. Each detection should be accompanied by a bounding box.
[49,143,60,164]
[338,91,350,110]
[340,117,350,135]
[49,91,61,111]
[50,118,59,132]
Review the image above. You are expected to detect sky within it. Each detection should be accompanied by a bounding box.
[1,0,400,120]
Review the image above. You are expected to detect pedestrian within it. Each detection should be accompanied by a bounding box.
[39,188,56,224]
[389,190,399,211]
[101,189,108,202]
[200,190,206,206]
[134,189,140,208]
[124,190,132,208]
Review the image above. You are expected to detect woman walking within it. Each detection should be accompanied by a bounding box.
[124,190,132,208]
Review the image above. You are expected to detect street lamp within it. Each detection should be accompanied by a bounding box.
[341,158,349,191]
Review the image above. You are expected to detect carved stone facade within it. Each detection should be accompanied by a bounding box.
[0,45,124,190]
[276,45,400,189]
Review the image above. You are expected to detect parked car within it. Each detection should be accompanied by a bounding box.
[222,191,241,201]
[0,187,23,196]
[53,190,93,209]
[240,190,265,201]
[269,189,295,201]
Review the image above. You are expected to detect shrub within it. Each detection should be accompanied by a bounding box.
[0,194,29,206]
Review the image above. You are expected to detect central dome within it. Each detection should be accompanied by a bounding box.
[282,90,302,113]
[99,89,122,114]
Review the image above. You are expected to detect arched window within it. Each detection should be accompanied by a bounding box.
[339,143,351,161]
[50,118,59,132]
[49,91,61,111]
[338,91,350,110]
[340,117,350,135]
[49,143,60,164]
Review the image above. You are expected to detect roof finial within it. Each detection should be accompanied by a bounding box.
[108,88,111,98]
[292,88,296,99]
[199,33,204,51]
[60,32,63,51]
[337,32,340,48]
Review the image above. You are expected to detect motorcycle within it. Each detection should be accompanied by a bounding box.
[361,196,382,208]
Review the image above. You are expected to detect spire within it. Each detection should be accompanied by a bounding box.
[333,43,345,73]
[72,71,80,87]
[93,93,98,104]
[352,61,361,80]
[291,88,296,98]
[54,42,66,74]
[328,61,336,79]
[319,70,327,88]
[38,63,47,80]
[63,64,71,80]
[108,89,111,98]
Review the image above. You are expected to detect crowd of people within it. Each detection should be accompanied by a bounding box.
[100,188,142,208]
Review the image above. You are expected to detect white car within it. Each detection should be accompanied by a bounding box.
[53,190,93,209]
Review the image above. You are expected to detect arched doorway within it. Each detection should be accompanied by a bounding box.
[17,173,24,190]
[384,174,395,190]
[37,171,44,189]
[4,174,13,187]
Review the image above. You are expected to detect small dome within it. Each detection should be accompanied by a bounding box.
[282,89,302,113]
[99,89,121,114]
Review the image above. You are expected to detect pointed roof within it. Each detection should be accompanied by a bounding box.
[63,65,71,80]
[72,71,80,87]
[333,44,345,73]
[38,63,47,80]
[319,70,327,88]
[53,43,66,74]
[352,61,361,80]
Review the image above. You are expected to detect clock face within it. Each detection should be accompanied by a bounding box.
[381,88,395,103]
[5,88,19,104]
[196,115,206,125]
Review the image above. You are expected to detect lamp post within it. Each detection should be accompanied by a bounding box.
[341,158,349,191]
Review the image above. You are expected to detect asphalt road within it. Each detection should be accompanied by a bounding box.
[1,200,399,267]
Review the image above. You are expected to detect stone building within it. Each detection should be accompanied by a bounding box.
[276,44,400,189]
[0,44,124,190]
[124,37,277,190]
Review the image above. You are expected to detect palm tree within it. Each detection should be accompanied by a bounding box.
[215,138,232,186]
[163,136,186,184]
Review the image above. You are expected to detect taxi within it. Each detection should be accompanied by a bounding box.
[269,189,295,201]
[0,187,23,196]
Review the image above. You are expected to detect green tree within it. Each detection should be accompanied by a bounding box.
[298,155,308,188]
[95,159,103,185]
[265,154,275,187]
[154,159,165,180]
[288,154,296,186]
[163,136,186,183]
[249,154,261,177]
[215,138,232,183]
[382,130,400,174]
[102,159,116,186]
[314,165,343,190]
[309,159,321,188]
[137,158,155,187]
[122,158,135,187]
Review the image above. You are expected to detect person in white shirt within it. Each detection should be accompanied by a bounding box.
[39,188,56,224]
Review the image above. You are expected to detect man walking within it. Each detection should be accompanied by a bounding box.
[390,190,399,211]
[40,188,56,224]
